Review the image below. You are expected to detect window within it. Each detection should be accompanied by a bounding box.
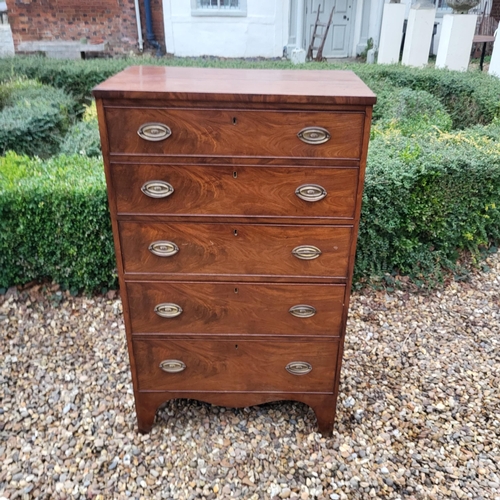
[191,0,247,16]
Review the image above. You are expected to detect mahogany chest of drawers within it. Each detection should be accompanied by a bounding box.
[93,66,375,434]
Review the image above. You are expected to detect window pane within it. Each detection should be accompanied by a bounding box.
[197,0,239,8]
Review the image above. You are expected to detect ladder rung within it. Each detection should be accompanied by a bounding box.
[316,22,328,27]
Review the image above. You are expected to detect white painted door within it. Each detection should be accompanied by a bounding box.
[305,0,354,58]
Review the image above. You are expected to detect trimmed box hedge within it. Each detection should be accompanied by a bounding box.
[357,121,500,286]
[0,80,75,157]
[0,153,115,292]
[1,57,499,291]
[0,56,499,127]
[1,120,499,292]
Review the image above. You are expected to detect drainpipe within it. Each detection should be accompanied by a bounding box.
[143,0,163,56]
[134,0,144,52]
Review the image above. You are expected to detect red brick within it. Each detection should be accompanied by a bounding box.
[4,0,165,54]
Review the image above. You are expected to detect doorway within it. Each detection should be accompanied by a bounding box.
[304,0,354,58]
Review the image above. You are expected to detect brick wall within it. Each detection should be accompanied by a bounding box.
[492,0,500,21]
[4,0,166,55]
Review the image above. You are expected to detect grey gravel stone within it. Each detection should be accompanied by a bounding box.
[1,252,499,499]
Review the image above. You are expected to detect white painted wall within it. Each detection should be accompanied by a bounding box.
[162,0,289,58]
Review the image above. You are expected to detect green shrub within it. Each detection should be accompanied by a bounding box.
[0,83,12,110]
[373,87,452,136]
[353,64,500,129]
[356,123,500,285]
[1,57,499,128]
[1,120,499,291]
[0,152,116,292]
[60,101,101,157]
[60,119,101,157]
[0,80,75,157]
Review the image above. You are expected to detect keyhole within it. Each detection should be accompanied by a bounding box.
[234,287,238,294]
[233,171,237,179]
[235,344,238,349]
[232,117,237,125]
[234,229,238,236]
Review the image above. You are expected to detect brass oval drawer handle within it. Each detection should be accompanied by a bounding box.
[292,245,322,260]
[286,361,312,375]
[159,359,186,373]
[138,122,172,142]
[297,126,331,145]
[148,240,179,257]
[141,180,174,199]
[289,304,317,318]
[295,184,327,202]
[154,303,183,318]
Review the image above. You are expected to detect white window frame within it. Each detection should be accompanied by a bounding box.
[191,0,247,17]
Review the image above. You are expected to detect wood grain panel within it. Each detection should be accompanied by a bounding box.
[133,338,338,392]
[126,281,345,336]
[111,164,358,218]
[93,67,377,105]
[105,107,364,159]
[119,222,352,278]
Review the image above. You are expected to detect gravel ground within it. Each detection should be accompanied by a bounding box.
[1,253,499,500]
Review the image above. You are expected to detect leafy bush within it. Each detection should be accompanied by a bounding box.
[1,57,499,128]
[1,120,499,291]
[1,58,499,290]
[60,120,101,157]
[373,88,452,136]
[0,152,116,292]
[353,64,500,129]
[356,122,500,285]
[60,103,100,157]
[0,80,75,157]
[0,83,12,110]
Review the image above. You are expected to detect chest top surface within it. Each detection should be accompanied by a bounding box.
[92,66,377,106]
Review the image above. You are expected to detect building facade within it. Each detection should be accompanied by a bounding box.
[2,0,495,59]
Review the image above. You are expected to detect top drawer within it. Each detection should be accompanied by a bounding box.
[104,107,365,159]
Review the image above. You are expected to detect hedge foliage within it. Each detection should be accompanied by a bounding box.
[372,87,452,136]
[60,102,101,157]
[357,121,500,286]
[1,121,499,291]
[0,56,499,127]
[0,153,116,292]
[0,57,499,291]
[0,79,74,157]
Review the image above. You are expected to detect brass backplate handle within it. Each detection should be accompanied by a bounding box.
[292,245,322,260]
[138,122,172,142]
[295,184,327,202]
[141,180,174,199]
[148,241,179,257]
[154,303,183,318]
[286,361,313,375]
[289,304,317,318]
[297,126,331,145]
[159,359,186,373]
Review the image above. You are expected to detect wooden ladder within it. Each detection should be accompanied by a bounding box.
[306,3,336,62]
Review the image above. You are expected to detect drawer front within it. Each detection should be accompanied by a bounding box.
[134,338,338,392]
[119,222,352,278]
[126,281,345,336]
[111,164,358,218]
[105,107,364,159]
